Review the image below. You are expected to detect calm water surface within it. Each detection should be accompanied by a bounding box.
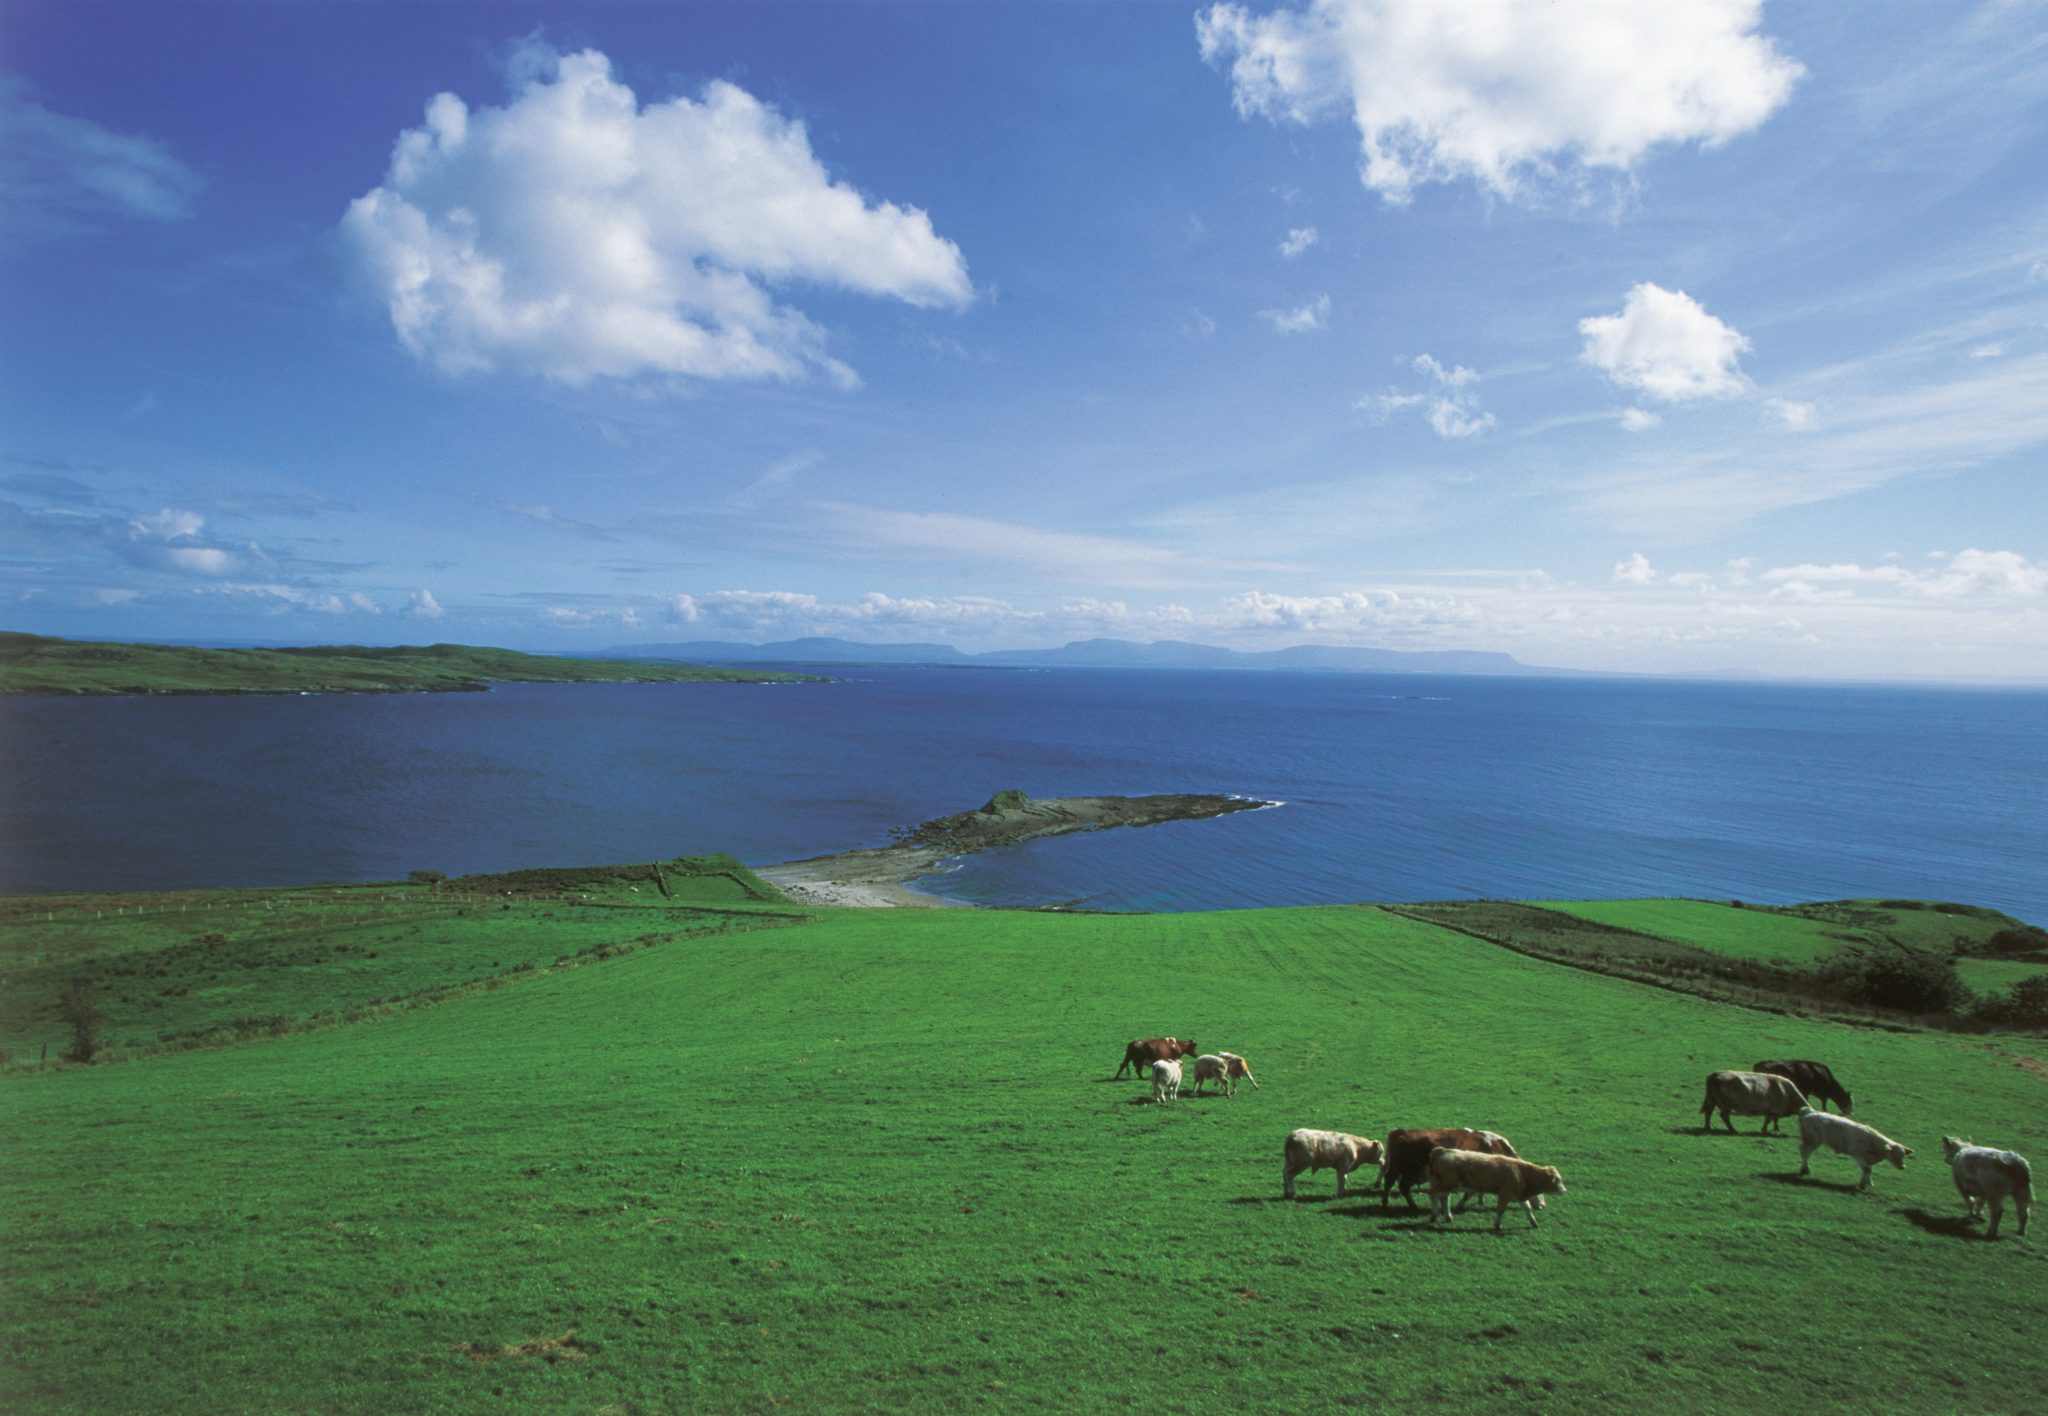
[2,669,2042,922]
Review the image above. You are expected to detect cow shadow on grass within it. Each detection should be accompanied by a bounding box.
[1897,1207,1981,1239]
[1228,1194,1341,1206]
[1754,1170,1862,1193]
[1666,1127,1793,1139]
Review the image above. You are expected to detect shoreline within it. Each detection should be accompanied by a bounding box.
[757,791,1275,910]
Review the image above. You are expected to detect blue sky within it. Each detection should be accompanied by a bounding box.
[3,1,2045,679]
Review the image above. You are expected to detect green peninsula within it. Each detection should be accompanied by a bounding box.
[0,631,820,696]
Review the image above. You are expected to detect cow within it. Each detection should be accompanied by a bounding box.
[1217,1051,1259,1091]
[1426,1148,1567,1231]
[1796,1108,1911,1190]
[1283,1129,1384,1199]
[1115,1036,1196,1079]
[1942,1137,2032,1239]
[1753,1059,1852,1114]
[1700,1070,1808,1135]
[1191,1054,1235,1097]
[1150,1058,1182,1104]
[1380,1127,1521,1210]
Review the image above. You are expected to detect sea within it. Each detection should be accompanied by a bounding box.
[2,668,2043,923]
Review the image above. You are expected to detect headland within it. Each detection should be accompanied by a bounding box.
[758,789,1271,908]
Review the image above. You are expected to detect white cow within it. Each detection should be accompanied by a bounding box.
[1282,1129,1383,1198]
[1217,1051,1260,1091]
[1150,1057,1182,1104]
[1190,1054,1234,1096]
[1796,1108,1911,1190]
[1943,1137,2032,1239]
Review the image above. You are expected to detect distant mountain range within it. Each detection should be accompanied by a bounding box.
[601,635,1568,675]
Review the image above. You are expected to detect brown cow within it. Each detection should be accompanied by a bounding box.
[1114,1036,1197,1079]
[1699,1070,1806,1134]
[1380,1127,1520,1209]
[1427,1148,1567,1230]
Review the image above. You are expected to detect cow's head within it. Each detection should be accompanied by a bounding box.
[1886,1143,1913,1170]
[1535,1167,1567,1197]
[1837,1087,1853,1114]
[1942,1136,1969,1163]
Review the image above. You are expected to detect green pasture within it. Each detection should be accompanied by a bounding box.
[3,900,2044,1413]
[0,859,796,1062]
[1959,957,2048,996]
[0,632,812,696]
[1532,898,1874,967]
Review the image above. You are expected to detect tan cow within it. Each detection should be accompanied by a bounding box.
[1218,1051,1259,1090]
[1426,1148,1567,1230]
[1282,1129,1384,1199]
[1700,1070,1807,1135]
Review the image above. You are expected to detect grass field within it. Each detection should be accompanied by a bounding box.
[1532,898,1877,967]
[1959,957,2048,995]
[0,632,814,695]
[3,897,2045,1412]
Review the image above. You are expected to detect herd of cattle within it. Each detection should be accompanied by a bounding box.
[1117,1038,2035,1239]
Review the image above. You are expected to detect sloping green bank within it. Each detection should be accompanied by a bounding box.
[3,903,2043,1412]
[0,631,817,695]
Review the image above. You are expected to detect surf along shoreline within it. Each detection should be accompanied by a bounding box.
[756,790,1275,909]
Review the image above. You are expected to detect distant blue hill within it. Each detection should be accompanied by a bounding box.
[603,635,1563,675]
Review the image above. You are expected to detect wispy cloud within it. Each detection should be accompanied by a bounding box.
[1278,225,1319,258]
[1259,293,1330,334]
[0,81,203,245]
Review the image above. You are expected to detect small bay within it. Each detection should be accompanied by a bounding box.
[2,668,2042,922]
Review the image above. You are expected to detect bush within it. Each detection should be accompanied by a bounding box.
[408,869,446,885]
[59,978,105,1063]
[1819,948,1969,1014]
[1970,975,2048,1030]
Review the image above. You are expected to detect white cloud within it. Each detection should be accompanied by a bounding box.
[1619,408,1662,432]
[122,508,239,578]
[1765,397,1815,428]
[1580,283,1751,402]
[1183,310,1219,339]
[1279,226,1319,257]
[1197,0,1802,204]
[407,589,445,619]
[0,82,203,244]
[1361,352,1493,438]
[340,45,971,389]
[1260,293,1331,333]
[1971,341,2009,358]
[1763,549,2047,600]
[1613,552,1657,585]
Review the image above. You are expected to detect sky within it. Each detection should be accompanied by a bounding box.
[2,0,2045,680]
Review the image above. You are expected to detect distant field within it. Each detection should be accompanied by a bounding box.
[3,896,2044,1412]
[0,631,816,695]
[0,857,796,1061]
[1959,957,2048,995]
[1531,898,1876,967]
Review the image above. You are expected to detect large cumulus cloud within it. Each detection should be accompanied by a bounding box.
[341,46,972,389]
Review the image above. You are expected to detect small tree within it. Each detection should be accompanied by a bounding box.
[58,978,104,1063]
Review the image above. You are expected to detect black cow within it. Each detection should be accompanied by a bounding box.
[1753,1059,1852,1114]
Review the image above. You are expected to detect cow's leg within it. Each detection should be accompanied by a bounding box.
[1525,1200,1540,1230]
[1721,1108,1737,1134]
[1283,1162,1297,1199]
[1986,1196,2002,1239]
[1493,1196,1509,1231]
[1856,1163,1872,1191]
[1798,1140,1817,1177]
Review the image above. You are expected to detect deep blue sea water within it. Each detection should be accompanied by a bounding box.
[2,669,2043,923]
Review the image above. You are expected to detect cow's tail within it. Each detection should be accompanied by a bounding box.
[1114,1050,1132,1079]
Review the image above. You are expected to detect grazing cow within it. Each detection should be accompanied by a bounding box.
[1218,1051,1260,1091]
[1753,1059,1852,1113]
[1282,1129,1384,1198]
[1115,1036,1196,1079]
[1700,1070,1808,1135]
[1426,1147,1567,1231]
[1796,1108,1911,1190]
[1380,1128,1520,1210]
[1150,1058,1182,1104]
[1191,1054,1235,1097]
[1942,1137,2032,1239]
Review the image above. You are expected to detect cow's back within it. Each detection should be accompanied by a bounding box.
[1386,1127,1490,1184]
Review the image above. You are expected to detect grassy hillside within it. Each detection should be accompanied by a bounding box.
[3,898,2044,1412]
[0,632,818,695]
[0,858,795,1064]
[1533,898,1878,967]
